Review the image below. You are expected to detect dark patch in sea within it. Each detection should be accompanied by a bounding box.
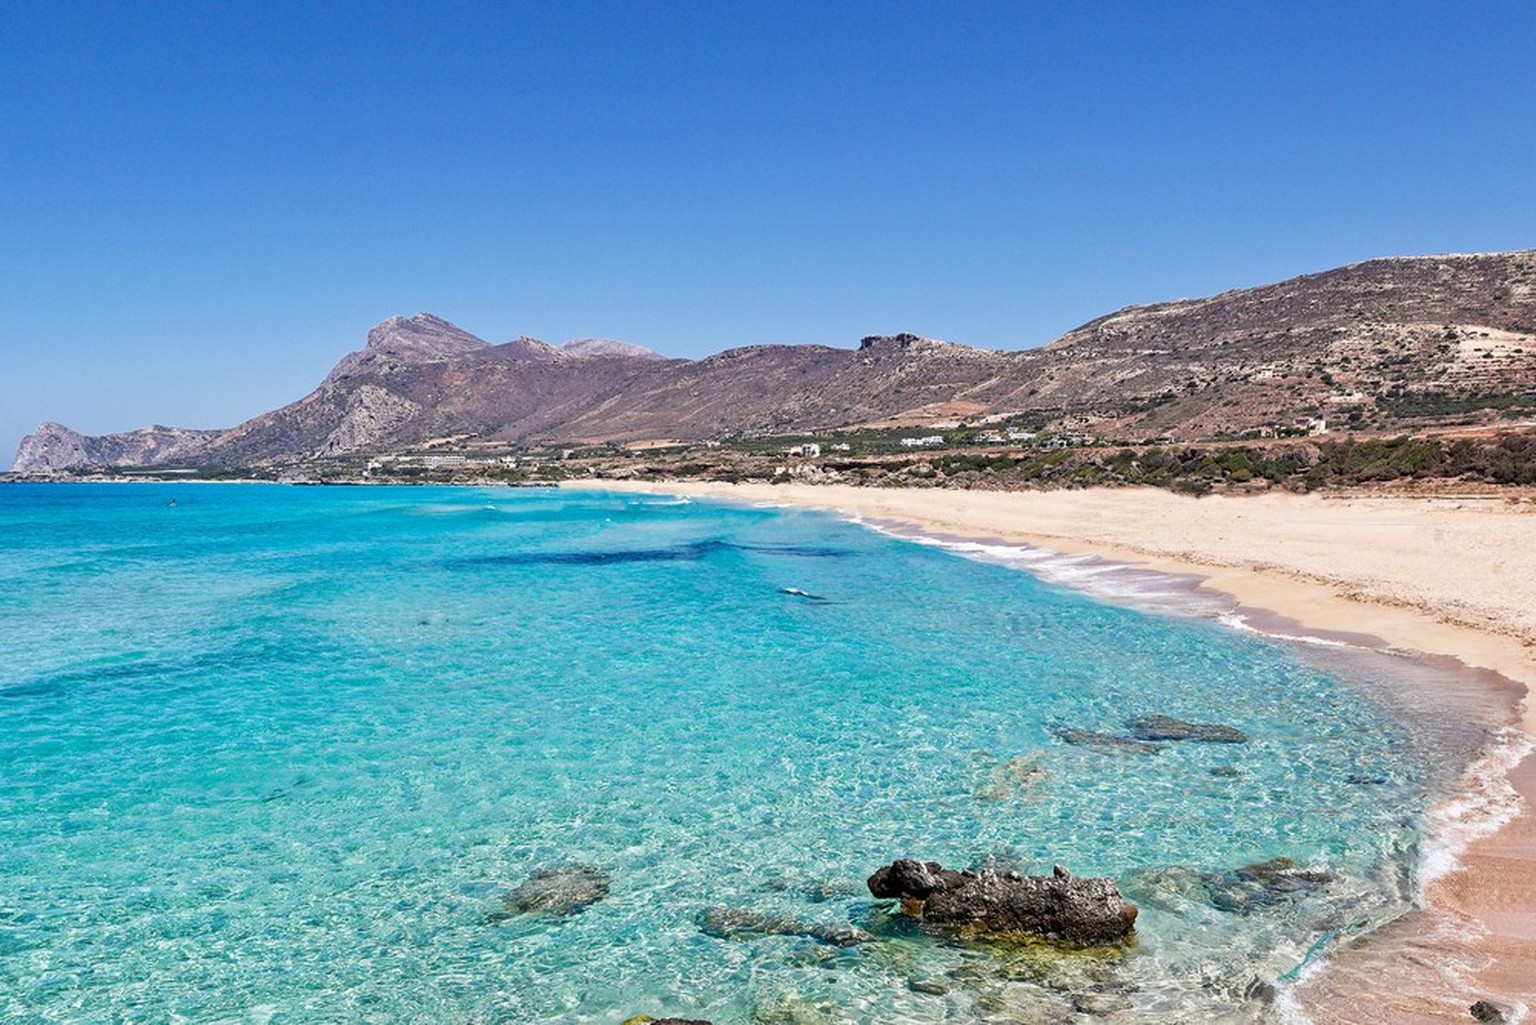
[452,539,851,569]
[1,639,302,701]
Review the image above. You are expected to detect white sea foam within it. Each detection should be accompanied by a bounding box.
[1216,611,1351,648]
[1272,978,1320,1025]
[855,518,1238,621]
[852,511,1536,912]
[1417,725,1536,894]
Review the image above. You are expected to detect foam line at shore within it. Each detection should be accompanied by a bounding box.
[851,511,1524,885]
[856,515,1337,641]
[1419,727,1536,893]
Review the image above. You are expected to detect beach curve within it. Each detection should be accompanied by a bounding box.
[568,480,1536,1022]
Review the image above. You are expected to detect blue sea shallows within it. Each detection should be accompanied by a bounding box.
[0,484,1465,1022]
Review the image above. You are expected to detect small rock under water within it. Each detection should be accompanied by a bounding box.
[1128,714,1249,743]
[697,905,872,946]
[762,877,859,902]
[1053,727,1161,755]
[1128,857,1335,914]
[488,863,610,921]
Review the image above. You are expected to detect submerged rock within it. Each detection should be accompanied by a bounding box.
[762,876,859,902]
[1234,856,1335,892]
[1244,977,1278,1005]
[696,906,872,946]
[1053,728,1160,755]
[1128,857,1335,914]
[490,864,610,920]
[971,982,1078,1024]
[621,1018,713,1025]
[973,751,1048,801]
[1072,991,1133,1015]
[962,936,1128,991]
[868,859,1137,946]
[1127,715,1248,743]
[751,992,840,1024]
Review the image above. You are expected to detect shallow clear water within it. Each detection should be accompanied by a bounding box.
[0,484,1479,1023]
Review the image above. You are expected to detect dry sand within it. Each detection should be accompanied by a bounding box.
[572,480,1536,1021]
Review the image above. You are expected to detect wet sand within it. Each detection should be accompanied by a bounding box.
[570,480,1536,1020]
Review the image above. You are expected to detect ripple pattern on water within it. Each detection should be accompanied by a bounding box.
[0,484,1490,1023]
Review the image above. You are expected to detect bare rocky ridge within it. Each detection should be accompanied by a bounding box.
[559,338,665,360]
[322,313,491,386]
[13,250,1536,473]
[13,422,221,471]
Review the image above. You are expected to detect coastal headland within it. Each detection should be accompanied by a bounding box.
[571,480,1536,1022]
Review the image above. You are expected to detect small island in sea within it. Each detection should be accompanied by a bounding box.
[5,249,1535,1023]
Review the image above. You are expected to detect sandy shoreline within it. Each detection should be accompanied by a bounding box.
[571,480,1536,1021]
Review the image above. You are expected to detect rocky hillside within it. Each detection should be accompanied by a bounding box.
[14,250,1536,473]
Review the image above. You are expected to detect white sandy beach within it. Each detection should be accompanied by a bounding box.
[572,480,1536,1022]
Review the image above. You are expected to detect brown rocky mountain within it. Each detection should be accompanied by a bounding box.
[13,249,1536,473]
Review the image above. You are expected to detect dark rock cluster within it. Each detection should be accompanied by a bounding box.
[1470,1000,1508,1023]
[867,859,1138,946]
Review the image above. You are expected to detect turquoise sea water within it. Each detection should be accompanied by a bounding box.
[0,484,1489,1023]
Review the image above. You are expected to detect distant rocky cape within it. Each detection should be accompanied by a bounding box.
[14,250,1536,473]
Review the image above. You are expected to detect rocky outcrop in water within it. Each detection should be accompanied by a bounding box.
[696,906,871,946]
[488,864,610,920]
[867,859,1137,945]
[1127,715,1248,743]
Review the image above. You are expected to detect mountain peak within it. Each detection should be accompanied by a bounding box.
[325,314,490,385]
[363,313,489,358]
[559,338,663,360]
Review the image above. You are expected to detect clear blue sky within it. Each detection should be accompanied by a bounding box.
[3,1,1534,457]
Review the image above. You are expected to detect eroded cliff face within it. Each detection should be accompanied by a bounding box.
[15,249,1536,473]
[12,423,88,472]
[12,422,219,474]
